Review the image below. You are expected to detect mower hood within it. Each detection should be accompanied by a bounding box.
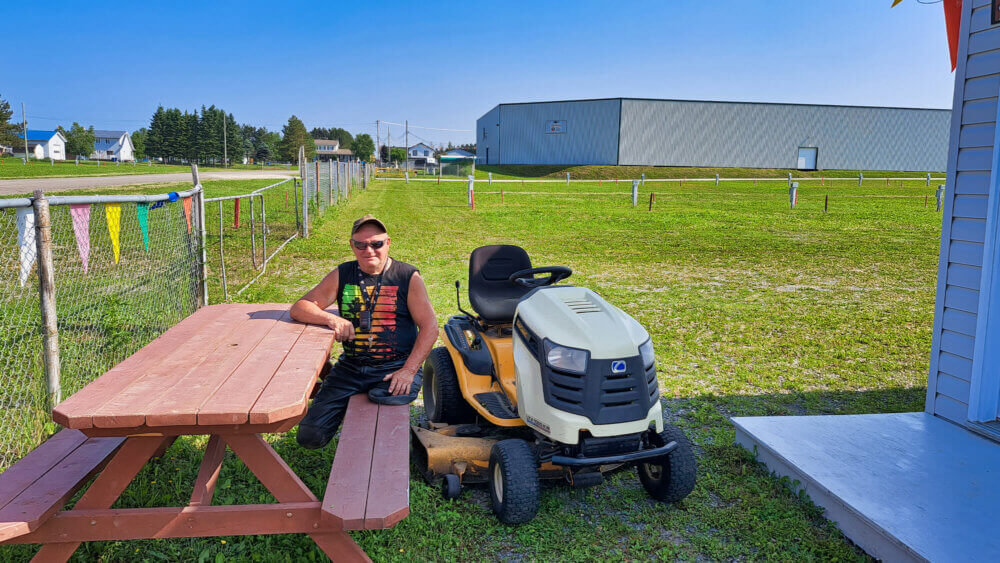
[514,286,649,359]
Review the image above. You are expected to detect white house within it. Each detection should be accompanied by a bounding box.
[407,142,437,170]
[91,130,134,161]
[16,130,66,160]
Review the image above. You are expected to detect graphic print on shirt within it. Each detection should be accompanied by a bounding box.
[341,283,406,362]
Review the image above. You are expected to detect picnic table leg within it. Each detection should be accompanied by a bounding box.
[224,434,370,562]
[189,435,227,506]
[31,436,169,563]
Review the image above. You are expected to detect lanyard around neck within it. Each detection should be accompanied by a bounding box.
[358,262,385,313]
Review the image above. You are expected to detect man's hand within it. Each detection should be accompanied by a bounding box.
[326,314,355,343]
[383,366,417,396]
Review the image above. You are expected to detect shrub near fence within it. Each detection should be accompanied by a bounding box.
[0,188,203,471]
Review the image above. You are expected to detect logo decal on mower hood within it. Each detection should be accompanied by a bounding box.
[611,360,627,373]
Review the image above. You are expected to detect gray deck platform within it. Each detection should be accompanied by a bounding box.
[732,412,1000,562]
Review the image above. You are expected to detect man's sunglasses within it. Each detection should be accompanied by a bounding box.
[351,239,386,250]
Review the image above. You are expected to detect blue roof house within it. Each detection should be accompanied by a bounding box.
[15,130,67,160]
[733,3,1000,560]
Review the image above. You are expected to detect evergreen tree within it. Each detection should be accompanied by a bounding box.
[146,106,166,160]
[199,105,224,164]
[183,111,200,163]
[310,127,330,139]
[224,112,243,165]
[0,95,19,149]
[279,115,314,162]
[379,144,389,162]
[351,134,374,162]
[65,123,96,158]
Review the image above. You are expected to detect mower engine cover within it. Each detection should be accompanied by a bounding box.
[512,285,663,445]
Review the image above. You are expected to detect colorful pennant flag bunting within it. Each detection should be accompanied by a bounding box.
[105,203,122,264]
[182,197,192,233]
[136,203,149,251]
[70,204,91,273]
[16,208,36,287]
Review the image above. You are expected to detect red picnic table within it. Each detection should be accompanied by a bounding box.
[0,303,410,562]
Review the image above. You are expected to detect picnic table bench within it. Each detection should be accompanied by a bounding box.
[0,303,410,562]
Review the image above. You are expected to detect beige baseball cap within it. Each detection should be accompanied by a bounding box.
[351,214,387,235]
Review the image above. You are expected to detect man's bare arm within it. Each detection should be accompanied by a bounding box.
[384,272,439,395]
[290,268,355,342]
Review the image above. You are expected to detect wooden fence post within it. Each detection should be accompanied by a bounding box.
[33,190,61,408]
[649,192,654,211]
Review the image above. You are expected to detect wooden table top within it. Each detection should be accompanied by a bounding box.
[53,304,335,436]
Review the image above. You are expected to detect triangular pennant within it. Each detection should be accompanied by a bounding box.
[70,204,91,274]
[16,208,36,287]
[105,203,121,264]
[149,200,165,211]
[182,197,192,234]
[136,203,149,251]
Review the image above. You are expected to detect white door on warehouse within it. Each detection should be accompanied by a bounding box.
[796,147,818,170]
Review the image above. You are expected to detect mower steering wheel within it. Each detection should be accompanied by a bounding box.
[508,266,573,288]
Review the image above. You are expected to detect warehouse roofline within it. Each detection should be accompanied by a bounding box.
[493,97,948,113]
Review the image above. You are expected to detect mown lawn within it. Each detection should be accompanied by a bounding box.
[5,177,942,561]
[0,160,294,179]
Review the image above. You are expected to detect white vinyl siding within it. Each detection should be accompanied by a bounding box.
[928,0,997,424]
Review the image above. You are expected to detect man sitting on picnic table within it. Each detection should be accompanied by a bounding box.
[290,214,439,449]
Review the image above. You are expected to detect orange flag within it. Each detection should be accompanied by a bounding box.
[182,197,192,233]
[943,0,962,72]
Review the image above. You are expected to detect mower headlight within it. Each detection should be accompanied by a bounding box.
[639,339,655,369]
[544,340,589,374]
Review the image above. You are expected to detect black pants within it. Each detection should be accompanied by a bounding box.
[296,356,421,449]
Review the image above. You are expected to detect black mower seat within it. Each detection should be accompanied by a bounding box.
[469,245,532,323]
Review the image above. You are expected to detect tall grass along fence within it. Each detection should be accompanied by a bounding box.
[0,185,206,472]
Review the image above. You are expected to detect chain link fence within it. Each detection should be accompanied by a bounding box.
[0,188,203,471]
[204,178,301,301]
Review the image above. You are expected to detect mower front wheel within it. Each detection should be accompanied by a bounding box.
[488,439,540,524]
[424,347,476,424]
[638,424,697,503]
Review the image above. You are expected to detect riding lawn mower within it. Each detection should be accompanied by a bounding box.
[411,244,697,524]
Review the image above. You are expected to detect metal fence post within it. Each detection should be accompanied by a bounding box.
[468,176,475,207]
[937,184,945,212]
[329,159,334,205]
[301,172,309,239]
[191,164,208,307]
[789,182,798,209]
[632,180,638,207]
[858,172,863,187]
[32,190,61,409]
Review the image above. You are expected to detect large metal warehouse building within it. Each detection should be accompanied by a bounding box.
[476,98,950,171]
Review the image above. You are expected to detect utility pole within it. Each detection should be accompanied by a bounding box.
[405,120,409,172]
[375,120,380,165]
[223,114,227,168]
[22,103,28,159]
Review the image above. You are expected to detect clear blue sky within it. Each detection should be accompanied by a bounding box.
[2,0,955,147]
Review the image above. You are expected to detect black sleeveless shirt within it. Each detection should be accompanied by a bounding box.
[336,259,419,364]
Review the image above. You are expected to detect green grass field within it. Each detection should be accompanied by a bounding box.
[5,176,942,561]
[0,159,295,179]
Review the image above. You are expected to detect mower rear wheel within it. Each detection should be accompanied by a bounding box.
[488,440,540,524]
[424,347,476,424]
[638,424,697,503]
[441,473,462,499]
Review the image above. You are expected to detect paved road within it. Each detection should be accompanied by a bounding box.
[0,170,297,196]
